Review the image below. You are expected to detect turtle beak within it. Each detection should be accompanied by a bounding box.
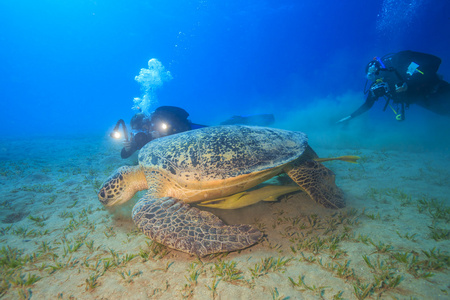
[97,172,127,206]
[97,166,148,207]
[98,184,112,206]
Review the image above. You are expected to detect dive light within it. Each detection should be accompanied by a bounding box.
[110,119,129,141]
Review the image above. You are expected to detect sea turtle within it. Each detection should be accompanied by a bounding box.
[98,125,358,256]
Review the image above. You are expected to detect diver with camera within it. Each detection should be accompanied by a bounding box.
[111,106,206,159]
[338,50,450,123]
[111,106,276,159]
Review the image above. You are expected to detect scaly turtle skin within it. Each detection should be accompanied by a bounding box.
[98,125,346,256]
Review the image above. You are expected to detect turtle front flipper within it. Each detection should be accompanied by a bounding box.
[132,194,263,256]
[284,160,345,209]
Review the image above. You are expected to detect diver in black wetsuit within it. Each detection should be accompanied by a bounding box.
[338,50,450,122]
[119,106,202,159]
[112,106,276,159]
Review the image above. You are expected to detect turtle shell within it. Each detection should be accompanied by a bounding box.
[138,125,307,182]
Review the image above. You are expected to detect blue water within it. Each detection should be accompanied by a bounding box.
[1,2,450,298]
[1,0,448,137]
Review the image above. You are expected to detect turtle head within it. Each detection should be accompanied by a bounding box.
[98,166,148,206]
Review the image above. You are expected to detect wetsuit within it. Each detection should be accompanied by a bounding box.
[350,51,450,119]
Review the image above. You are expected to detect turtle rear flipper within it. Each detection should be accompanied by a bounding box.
[284,160,345,209]
[132,194,263,257]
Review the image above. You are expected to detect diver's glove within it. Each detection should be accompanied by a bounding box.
[336,116,352,124]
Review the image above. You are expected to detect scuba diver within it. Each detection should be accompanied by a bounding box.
[111,106,276,159]
[112,106,205,159]
[338,50,450,122]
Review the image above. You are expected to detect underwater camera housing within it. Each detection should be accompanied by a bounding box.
[370,81,390,98]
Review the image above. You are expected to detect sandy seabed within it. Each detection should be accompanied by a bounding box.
[0,130,449,300]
